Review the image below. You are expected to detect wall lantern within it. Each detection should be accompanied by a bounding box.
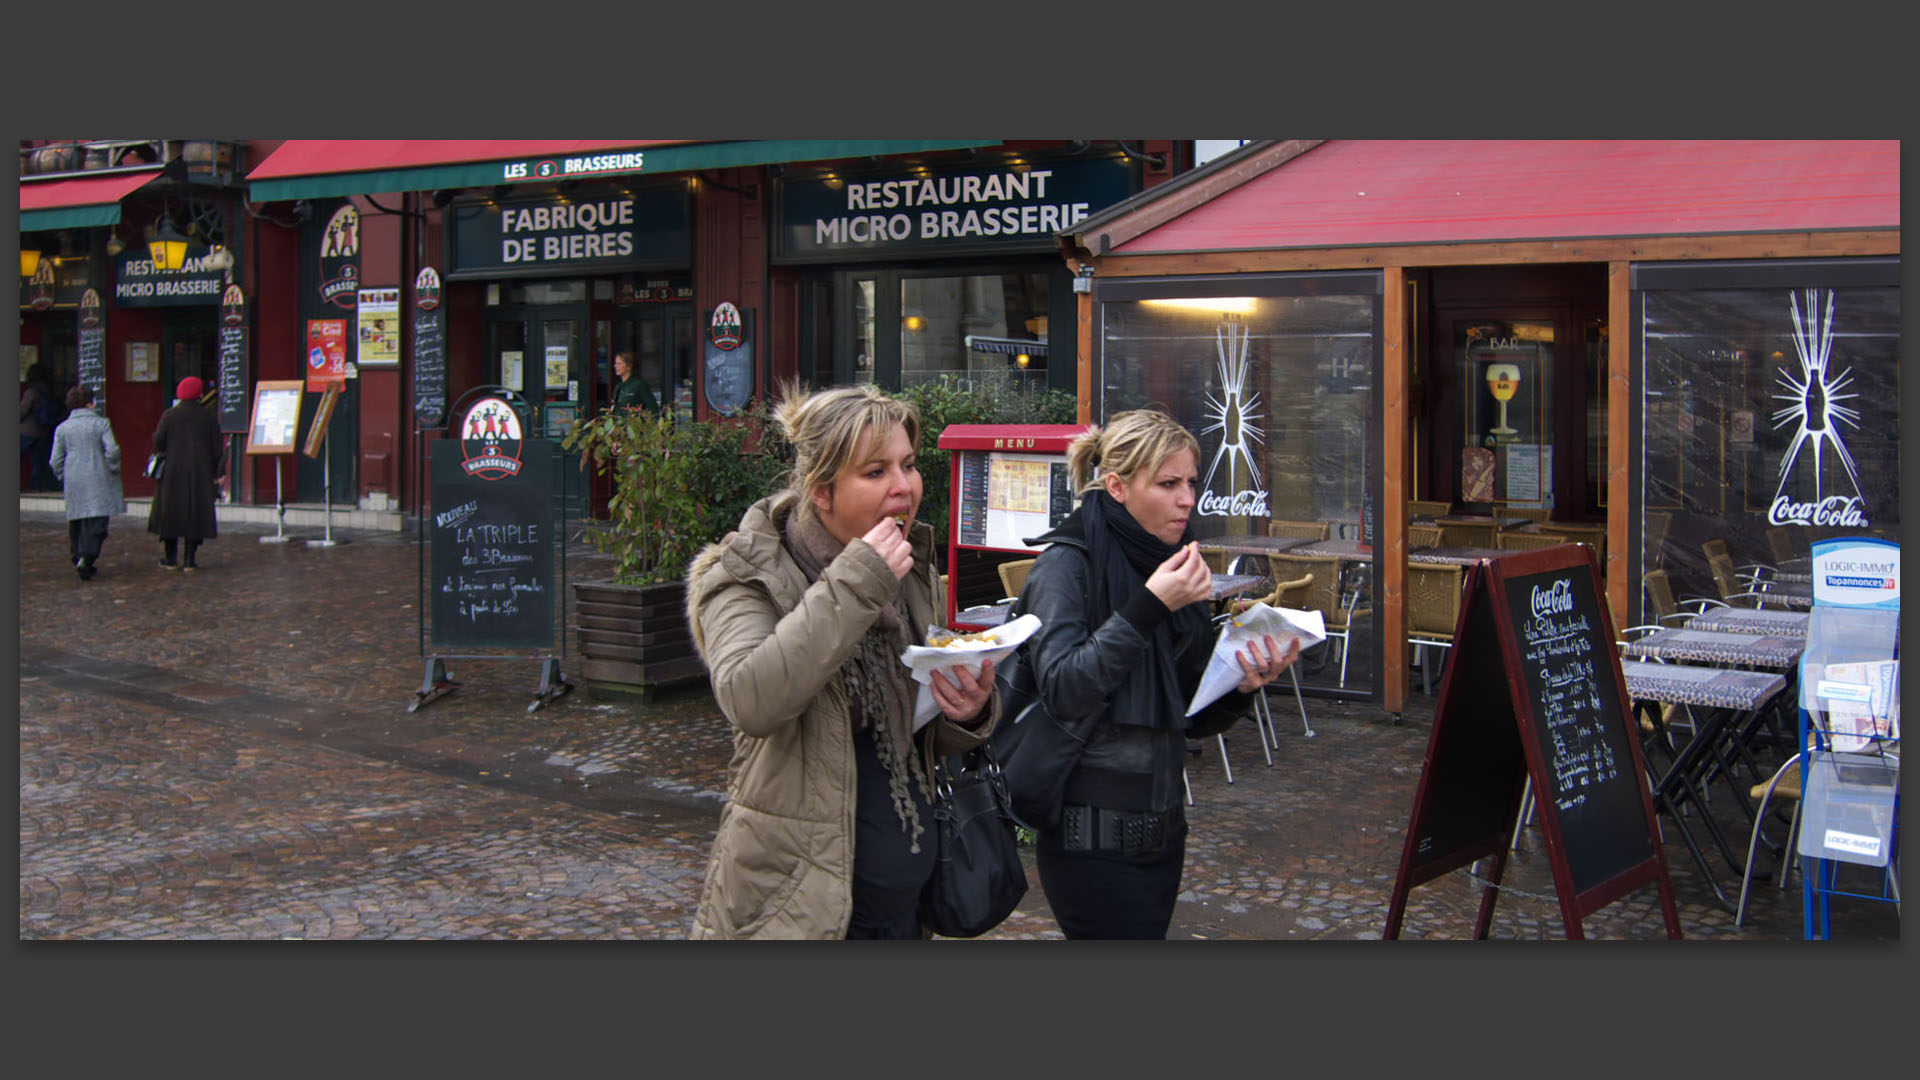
[1015,353,1031,368]
[147,217,191,271]
[904,315,925,333]
[20,245,42,277]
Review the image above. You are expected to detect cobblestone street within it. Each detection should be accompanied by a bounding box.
[15,510,1900,941]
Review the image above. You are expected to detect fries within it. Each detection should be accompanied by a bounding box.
[926,630,998,648]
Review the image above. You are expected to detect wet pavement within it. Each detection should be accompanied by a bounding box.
[16,509,1901,940]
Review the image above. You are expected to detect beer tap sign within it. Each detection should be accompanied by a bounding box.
[1486,362,1522,437]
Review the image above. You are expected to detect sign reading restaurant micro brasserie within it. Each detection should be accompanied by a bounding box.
[114,248,226,307]
[774,154,1134,260]
[445,184,690,277]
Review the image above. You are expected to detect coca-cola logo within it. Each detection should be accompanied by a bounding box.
[1196,489,1270,517]
[1768,494,1868,529]
[1530,580,1574,619]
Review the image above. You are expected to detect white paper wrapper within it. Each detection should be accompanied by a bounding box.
[1185,603,1327,717]
[900,613,1042,730]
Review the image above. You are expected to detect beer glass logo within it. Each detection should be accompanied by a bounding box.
[1485,362,1521,436]
[1197,318,1270,519]
[1769,288,1866,528]
[459,397,525,480]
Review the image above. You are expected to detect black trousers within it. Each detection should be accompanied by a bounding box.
[69,516,109,566]
[1036,829,1186,939]
[845,726,937,940]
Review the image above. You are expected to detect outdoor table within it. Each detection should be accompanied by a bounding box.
[1753,580,1815,608]
[952,602,1012,630]
[1431,513,1529,532]
[1210,573,1267,604]
[1622,661,1792,910]
[1197,534,1318,574]
[1685,608,1810,638]
[1408,545,1509,567]
[1618,627,1805,670]
[1289,538,1371,562]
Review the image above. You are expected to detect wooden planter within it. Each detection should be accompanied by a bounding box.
[571,579,708,702]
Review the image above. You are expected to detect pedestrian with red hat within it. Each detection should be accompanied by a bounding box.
[147,375,224,570]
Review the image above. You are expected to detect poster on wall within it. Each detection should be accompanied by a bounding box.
[501,350,524,392]
[356,287,400,366]
[1504,444,1549,504]
[544,345,569,390]
[306,319,349,392]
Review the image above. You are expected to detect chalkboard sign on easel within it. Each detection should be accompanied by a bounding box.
[411,386,573,715]
[1383,545,1681,939]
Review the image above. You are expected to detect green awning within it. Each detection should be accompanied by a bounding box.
[247,139,1003,202]
[21,203,125,230]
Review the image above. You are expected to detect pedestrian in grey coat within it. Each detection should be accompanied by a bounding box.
[50,384,125,581]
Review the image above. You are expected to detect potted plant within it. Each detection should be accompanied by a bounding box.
[563,404,786,701]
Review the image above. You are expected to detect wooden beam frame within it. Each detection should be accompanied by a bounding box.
[1381,267,1408,715]
[1606,261,1633,629]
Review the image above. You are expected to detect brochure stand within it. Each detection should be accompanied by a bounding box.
[246,380,304,544]
[934,424,1091,629]
[1794,537,1899,939]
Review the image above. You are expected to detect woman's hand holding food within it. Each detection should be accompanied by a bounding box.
[1233,634,1302,694]
[931,657,994,724]
[1145,541,1212,611]
[860,517,914,580]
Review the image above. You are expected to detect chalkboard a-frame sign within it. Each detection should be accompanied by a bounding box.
[1383,545,1682,940]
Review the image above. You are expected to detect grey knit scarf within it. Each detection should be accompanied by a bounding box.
[784,504,932,851]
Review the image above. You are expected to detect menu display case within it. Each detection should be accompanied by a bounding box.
[935,423,1089,629]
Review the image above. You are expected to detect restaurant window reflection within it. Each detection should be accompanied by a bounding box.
[1098,276,1381,696]
[1636,265,1899,628]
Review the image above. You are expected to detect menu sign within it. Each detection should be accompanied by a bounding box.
[218,284,250,433]
[412,267,447,427]
[76,289,106,403]
[428,438,558,650]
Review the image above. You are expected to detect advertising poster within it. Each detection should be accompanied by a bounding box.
[544,345,569,389]
[306,319,349,392]
[356,287,400,366]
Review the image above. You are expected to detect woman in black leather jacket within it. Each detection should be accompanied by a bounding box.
[1020,409,1299,939]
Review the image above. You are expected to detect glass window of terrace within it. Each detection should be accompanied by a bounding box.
[1100,290,1378,694]
[1639,280,1899,625]
[899,271,1049,391]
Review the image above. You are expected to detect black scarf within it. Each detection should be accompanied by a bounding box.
[1072,489,1213,730]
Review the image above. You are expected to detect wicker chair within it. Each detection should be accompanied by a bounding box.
[1408,499,1451,520]
[1501,506,1552,523]
[1496,529,1569,552]
[1217,572,1317,763]
[997,558,1036,600]
[1408,523,1443,550]
[1438,522,1496,548]
[1644,510,1673,568]
[1268,519,1332,541]
[1706,550,1786,608]
[1406,561,1465,696]
[1537,521,1605,566]
[1765,526,1800,565]
[1271,553,1370,689]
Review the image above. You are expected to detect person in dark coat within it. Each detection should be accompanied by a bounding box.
[147,375,224,570]
[50,383,125,580]
[19,363,65,491]
[608,350,660,414]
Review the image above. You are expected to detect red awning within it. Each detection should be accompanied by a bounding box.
[19,168,164,226]
[1112,140,1901,254]
[246,140,697,182]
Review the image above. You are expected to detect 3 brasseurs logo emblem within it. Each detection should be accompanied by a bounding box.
[459,397,524,480]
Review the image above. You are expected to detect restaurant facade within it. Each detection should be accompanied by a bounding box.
[1055,139,1901,717]
[19,138,1190,515]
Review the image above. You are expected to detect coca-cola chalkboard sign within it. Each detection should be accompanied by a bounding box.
[1383,545,1680,940]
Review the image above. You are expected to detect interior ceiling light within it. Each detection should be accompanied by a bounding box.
[1139,297,1260,315]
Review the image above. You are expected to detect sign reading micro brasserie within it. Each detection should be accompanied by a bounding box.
[774,154,1134,260]
[446,185,691,277]
[114,248,226,306]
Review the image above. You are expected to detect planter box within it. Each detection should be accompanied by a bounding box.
[571,580,709,702]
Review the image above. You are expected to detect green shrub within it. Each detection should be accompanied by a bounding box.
[564,403,787,585]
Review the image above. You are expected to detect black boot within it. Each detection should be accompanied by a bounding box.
[160,539,179,570]
[183,539,200,571]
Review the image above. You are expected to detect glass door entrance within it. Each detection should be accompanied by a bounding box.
[613,303,695,423]
[486,298,589,514]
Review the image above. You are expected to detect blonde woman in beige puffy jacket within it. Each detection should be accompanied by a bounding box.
[684,384,998,939]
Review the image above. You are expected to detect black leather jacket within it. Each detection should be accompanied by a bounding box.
[1018,532,1256,817]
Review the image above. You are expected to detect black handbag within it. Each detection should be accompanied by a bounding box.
[919,743,1028,938]
[988,638,1102,832]
[144,452,165,480]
